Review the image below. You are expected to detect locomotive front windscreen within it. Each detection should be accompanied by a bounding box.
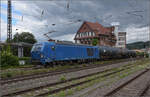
[32,44,43,51]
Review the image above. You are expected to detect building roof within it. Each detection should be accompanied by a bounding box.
[84,21,115,35]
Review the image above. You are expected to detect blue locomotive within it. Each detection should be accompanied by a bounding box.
[31,41,100,66]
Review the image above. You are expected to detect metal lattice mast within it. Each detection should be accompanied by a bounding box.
[7,0,12,42]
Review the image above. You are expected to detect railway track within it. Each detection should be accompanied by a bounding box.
[104,68,150,97]
[2,62,135,97]
[138,79,150,96]
[1,58,135,84]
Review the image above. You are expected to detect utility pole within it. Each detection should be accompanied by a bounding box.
[7,0,12,43]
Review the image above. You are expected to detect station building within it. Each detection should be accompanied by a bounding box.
[74,21,117,46]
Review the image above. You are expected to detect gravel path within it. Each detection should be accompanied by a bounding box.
[1,61,134,95]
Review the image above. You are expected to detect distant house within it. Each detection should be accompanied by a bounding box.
[74,21,116,46]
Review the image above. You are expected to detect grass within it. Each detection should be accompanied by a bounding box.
[60,75,67,82]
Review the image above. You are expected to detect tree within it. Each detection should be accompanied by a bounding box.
[92,38,98,46]
[13,32,37,44]
[1,45,19,67]
[12,32,37,57]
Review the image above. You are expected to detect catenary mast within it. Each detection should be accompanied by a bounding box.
[7,0,12,42]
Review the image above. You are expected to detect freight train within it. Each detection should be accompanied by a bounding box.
[31,41,136,66]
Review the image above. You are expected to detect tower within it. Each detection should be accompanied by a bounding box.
[7,0,12,42]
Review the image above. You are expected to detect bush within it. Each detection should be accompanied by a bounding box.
[1,45,19,67]
[92,38,98,46]
[1,53,19,67]
[145,53,149,58]
[6,72,12,78]
[18,57,31,65]
[18,57,31,60]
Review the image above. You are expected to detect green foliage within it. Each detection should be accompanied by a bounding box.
[19,57,31,65]
[18,57,31,60]
[60,75,66,82]
[13,32,37,44]
[145,53,149,58]
[1,45,19,67]
[92,38,98,46]
[12,32,37,57]
[6,72,12,78]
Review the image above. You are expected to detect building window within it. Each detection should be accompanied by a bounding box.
[93,32,95,36]
[89,32,91,36]
[91,32,93,36]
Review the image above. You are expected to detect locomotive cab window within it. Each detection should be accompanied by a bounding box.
[32,44,42,51]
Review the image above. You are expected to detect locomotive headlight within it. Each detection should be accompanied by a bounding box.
[40,54,44,58]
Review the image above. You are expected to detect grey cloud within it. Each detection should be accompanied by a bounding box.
[1,0,150,43]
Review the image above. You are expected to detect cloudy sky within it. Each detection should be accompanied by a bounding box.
[0,0,150,43]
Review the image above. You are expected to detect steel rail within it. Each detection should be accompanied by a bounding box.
[138,79,150,96]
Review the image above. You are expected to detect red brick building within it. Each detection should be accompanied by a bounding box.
[74,21,116,46]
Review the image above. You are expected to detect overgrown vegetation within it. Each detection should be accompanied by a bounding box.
[18,57,31,60]
[1,45,19,67]
[19,57,31,65]
[60,75,67,82]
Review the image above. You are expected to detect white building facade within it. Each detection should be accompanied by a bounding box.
[115,32,126,48]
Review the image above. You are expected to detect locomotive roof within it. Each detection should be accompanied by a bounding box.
[56,42,94,47]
